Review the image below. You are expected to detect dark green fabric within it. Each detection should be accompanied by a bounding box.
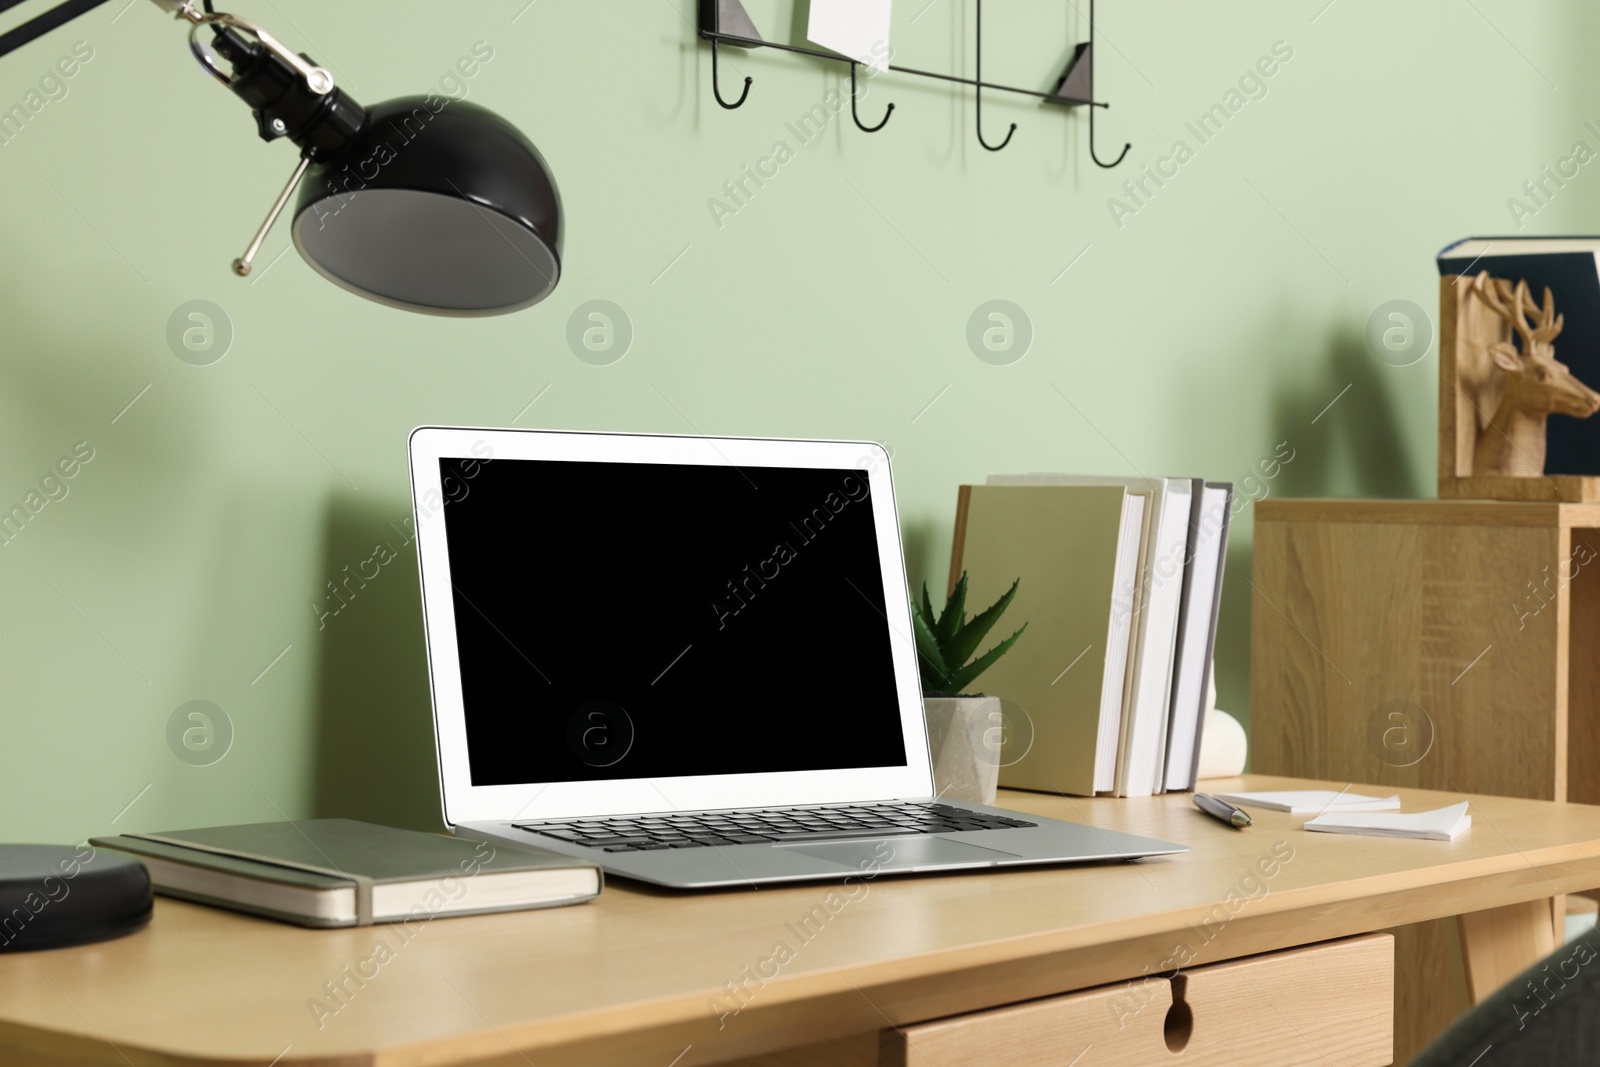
[1409,924,1600,1065]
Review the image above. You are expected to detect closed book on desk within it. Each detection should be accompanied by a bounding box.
[988,474,1191,797]
[950,484,1144,796]
[91,819,601,928]
[1164,481,1233,793]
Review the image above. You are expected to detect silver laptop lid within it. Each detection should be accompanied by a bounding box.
[408,428,933,826]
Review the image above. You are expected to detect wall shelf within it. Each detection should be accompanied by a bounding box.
[697,0,1130,167]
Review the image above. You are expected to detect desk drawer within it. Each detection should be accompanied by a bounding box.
[882,934,1393,1067]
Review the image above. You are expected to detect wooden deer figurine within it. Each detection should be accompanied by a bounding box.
[1471,271,1600,477]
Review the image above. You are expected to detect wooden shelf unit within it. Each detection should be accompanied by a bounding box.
[1251,498,1600,804]
[1250,497,1600,1061]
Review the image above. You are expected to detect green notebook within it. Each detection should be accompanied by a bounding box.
[92,819,601,928]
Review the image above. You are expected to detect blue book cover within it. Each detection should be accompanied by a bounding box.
[1438,237,1600,477]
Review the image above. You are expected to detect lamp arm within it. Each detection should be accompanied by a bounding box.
[0,0,118,60]
[0,0,367,281]
[0,1,249,63]
[0,0,203,62]
[0,0,364,159]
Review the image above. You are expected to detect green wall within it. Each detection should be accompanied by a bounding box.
[0,0,1589,843]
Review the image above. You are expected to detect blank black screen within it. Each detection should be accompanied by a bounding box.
[440,457,907,785]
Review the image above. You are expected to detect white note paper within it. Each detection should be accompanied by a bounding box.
[1303,802,1472,842]
[1211,790,1401,815]
[807,0,893,72]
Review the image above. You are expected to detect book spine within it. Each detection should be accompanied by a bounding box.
[1186,486,1234,791]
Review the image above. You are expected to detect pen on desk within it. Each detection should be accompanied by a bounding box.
[1192,793,1252,829]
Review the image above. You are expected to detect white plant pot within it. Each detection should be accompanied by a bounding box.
[923,695,1002,806]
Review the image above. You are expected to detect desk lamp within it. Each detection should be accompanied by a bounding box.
[0,0,563,315]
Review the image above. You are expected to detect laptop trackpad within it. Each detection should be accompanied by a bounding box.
[783,836,1020,870]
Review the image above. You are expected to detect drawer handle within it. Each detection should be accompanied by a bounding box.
[1164,973,1193,1053]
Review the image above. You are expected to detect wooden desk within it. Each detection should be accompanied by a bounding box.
[4,776,1600,1067]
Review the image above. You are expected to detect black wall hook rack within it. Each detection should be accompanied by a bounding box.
[697,0,1130,167]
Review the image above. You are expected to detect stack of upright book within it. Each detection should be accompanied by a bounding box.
[949,475,1233,797]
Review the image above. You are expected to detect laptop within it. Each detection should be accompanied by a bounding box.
[409,427,1186,889]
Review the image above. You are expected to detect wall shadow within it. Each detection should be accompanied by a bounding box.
[901,514,939,599]
[1210,538,1254,737]
[1223,324,1428,746]
[308,493,444,832]
[1269,325,1428,502]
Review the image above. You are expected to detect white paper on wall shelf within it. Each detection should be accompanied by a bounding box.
[807,0,892,71]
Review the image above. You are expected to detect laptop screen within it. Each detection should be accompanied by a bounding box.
[440,456,908,786]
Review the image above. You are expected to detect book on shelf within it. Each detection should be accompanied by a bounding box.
[92,819,601,928]
[949,483,1145,796]
[1437,236,1600,500]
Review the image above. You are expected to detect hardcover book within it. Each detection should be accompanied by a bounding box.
[1437,237,1600,501]
[950,484,1145,797]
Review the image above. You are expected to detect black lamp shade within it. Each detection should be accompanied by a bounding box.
[291,97,562,317]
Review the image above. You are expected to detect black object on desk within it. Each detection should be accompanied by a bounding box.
[0,844,151,952]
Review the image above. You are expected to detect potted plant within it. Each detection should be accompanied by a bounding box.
[910,572,1027,805]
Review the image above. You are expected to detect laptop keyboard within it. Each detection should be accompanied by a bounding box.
[514,802,1036,852]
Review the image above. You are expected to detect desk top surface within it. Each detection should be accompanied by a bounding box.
[6,775,1600,1067]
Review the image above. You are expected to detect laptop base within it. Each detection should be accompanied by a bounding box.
[461,798,1185,890]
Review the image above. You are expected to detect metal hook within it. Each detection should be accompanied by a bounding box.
[1085,0,1127,167]
[710,38,752,110]
[850,63,893,133]
[975,0,1015,151]
[1089,103,1130,168]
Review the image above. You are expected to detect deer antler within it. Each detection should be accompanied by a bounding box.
[1475,271,1537,354]
[1530,283,1564,343]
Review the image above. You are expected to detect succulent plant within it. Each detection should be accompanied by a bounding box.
[910,572,1027,697]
